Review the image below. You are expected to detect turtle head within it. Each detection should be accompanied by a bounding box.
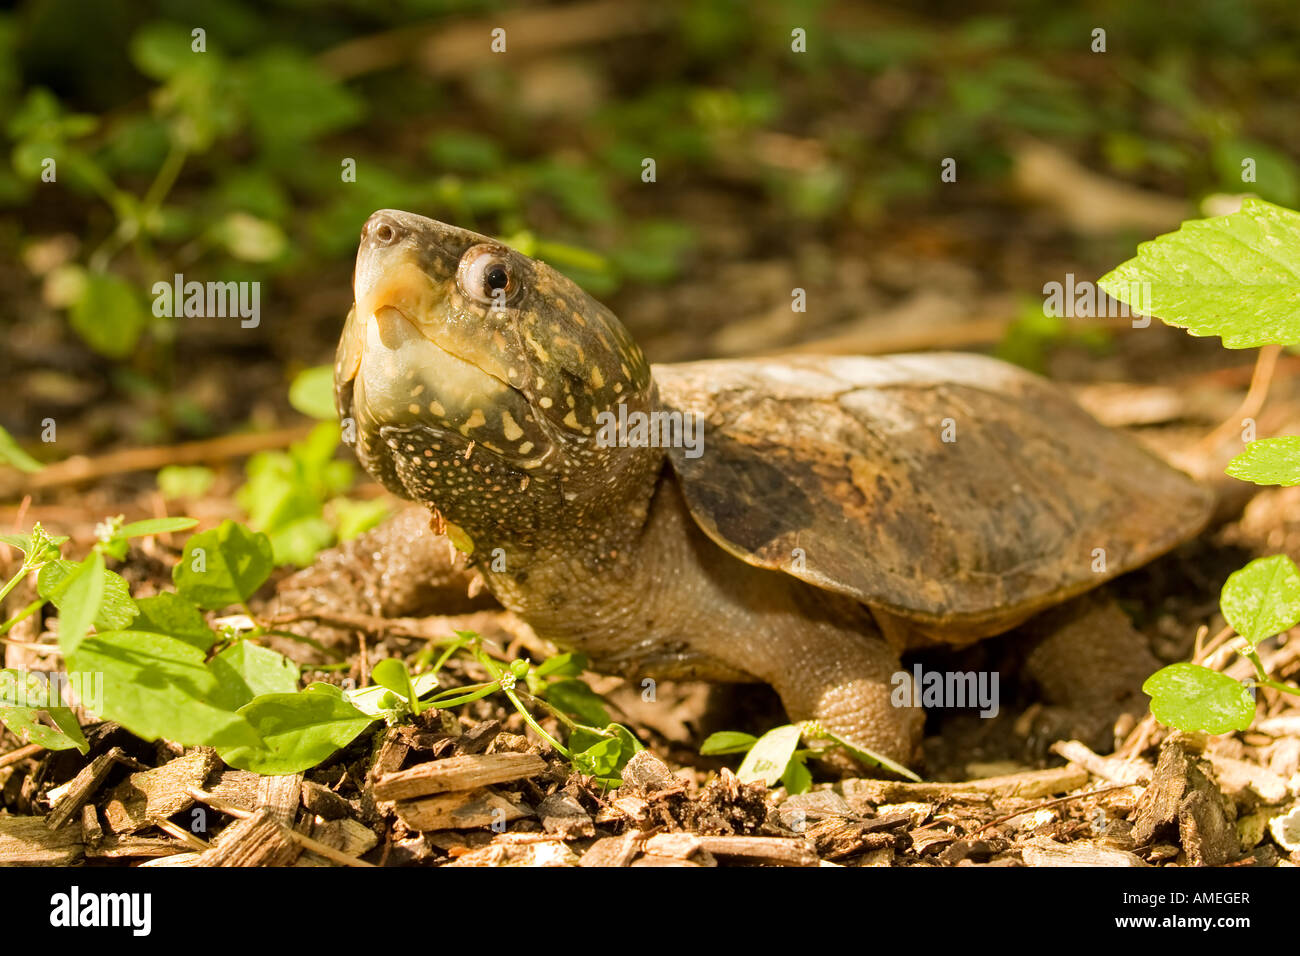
[336,209,657,548]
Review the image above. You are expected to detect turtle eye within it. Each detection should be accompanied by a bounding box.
[457,244,517,307]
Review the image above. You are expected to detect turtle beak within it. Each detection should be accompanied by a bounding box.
[354,211,445,332]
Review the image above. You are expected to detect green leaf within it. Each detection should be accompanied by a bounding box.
[209,212,286,263]
[173,520,274,609]
[1220,554,1300,646]
[700,730,759,756]
[1097,198,1300,349]
[217,693,374,775]
[820,729,922,782]
[1143,663,1257,734]
[208,641,300,711]
[738,724,801,787]
[371,658,418,712]
[344,672,439,717]
[0,671,89,753]
[573,735,623,778]
[132,593,214,651]
[289,365,340,420]
[264,516,335,568]
[51,551,103,655]
[781,755,813,794]
[545,679,611,727]
[38,556,137,649]
[157,465,215,500]
[0,426,42,473]
[534,652,588,679]
[329,497,390,542]
[118,517,198,539]
[69,272,149,359]
[0,530,67,561]
[130,22,202,81]
[238,50,362,153]
[569,723,643,785]
[67,631,263,749]
[1226,437,1300,487]
[0,706,88,753]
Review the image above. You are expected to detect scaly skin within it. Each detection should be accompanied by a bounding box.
[336,209,923,765]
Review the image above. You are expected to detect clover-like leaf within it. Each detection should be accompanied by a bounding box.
[1143,662,1257,734]
[1220,554,1300,647]
[1097,198,1300,349]
[1226,437,1300,487]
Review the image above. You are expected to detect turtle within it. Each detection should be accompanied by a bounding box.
[333,208,1213,769]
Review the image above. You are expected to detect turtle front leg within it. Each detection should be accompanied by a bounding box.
[718,615,925,771]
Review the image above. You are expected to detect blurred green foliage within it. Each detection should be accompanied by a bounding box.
[1,0,1298,437]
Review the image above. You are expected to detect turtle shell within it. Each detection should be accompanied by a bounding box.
[655,353,1212,642]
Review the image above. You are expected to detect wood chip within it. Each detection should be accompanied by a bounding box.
[1051,739,1153,786]
[537,791,594,839]
[644,831,712,864]
[195,809,301,867]
[301,780,353,820]
[139,851,202,867]
[374,752,546,801]
[45,747,127,830]
[295,816,379,866]
[696,835,818,867]
[446,840,578,867]
[103,748,220,834]
[257,772,303,826]
[0,815,83,865]
[1021,836,1149,867]
[453,719,502,755]
[578,832,642,867]
[620,750,677,793]
[610,794,648,823]
[1132,739,1239,866]
[80,804,103,848]
[205,769,261,812]
[85,836,191,859]
[1205,753,1290,805]
[393,787,530,831]
[839,765,1088,806]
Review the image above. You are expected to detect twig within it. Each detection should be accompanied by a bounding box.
[0,743,45,769]
[148,815,212,852]
[3,425,314,494]
[970,784,1136,835]
[185,786,374,867]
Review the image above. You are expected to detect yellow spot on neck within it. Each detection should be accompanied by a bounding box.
[501,411,523,441]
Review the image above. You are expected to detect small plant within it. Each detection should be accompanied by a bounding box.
[701,722,920,791]
[0,518,640,782]
[1100,197,1300,733]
